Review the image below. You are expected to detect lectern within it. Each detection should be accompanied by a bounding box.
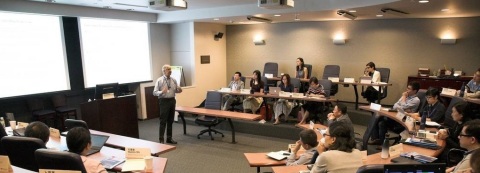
[80,94,139,138]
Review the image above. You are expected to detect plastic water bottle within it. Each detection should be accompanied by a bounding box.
[0,117,5,128]
[381,133,390,159]
[459,82,465,97]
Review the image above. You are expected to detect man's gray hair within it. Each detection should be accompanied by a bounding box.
[162,64,171,74]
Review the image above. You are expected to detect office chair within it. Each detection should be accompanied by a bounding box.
[1,136,46,171]
[195,91,225,140]
[361,68,390,103]
[264,62,279,87]
[35,149,87,173]
[305,79,332,123]
[65,119,89,131]
[27,98,57,128]
[356,164,384,173]
[322,65,340,96]
[0,123,7,155]
[416,89,427,112]
[444,97,465,128]
[446,148,466,167]
[52,94,78,130]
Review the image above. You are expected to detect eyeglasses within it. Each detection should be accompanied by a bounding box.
[458,133,473,138]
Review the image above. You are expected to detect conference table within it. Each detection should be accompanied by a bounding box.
[46,136,168,173]
[90,129,176,156]
[440,93,480,105]
[244,76,392,109]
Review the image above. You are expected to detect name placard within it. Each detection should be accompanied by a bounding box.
[370,103,381,111]
[441,88,456,96]
[344,78,355,83]
[389,143,404,157]
[240,89,250,94]
[39,169,81,173]
[219,88,231,92]
[125,147,151,159]
[292,93,304,98]
[327,77,339,83]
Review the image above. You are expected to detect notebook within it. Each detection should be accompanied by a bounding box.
[384,163,445,173]
[269,87,281,95]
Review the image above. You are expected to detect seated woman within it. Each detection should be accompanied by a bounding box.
[273,74,294,125]
[66,127,107,173]
[243,70,264,114]
[286,129,318,166]
[310,121,363,173]
[298,77,326,125]
[437,101,473,161]
[406,87,446,128]
[362,62,381,103]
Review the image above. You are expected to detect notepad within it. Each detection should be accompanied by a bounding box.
[266,151,290,161]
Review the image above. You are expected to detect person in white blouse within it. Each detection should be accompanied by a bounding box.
[362,62,381,103]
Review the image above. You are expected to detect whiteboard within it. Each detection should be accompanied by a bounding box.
[170,66,184,87]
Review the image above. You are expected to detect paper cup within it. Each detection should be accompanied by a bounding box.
[9,121,16,130]
[145,156,153,172]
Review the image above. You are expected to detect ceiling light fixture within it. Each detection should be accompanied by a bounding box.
[337,10,357,20]
[246,16,272,23]
[274,14,281,17]
[441,9,450,12]
[376,14,383,17]
[381,8,409,16]
[349,10,357,13]
[418,0,429,3]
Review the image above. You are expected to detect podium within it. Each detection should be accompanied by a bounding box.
[80,94,139,138]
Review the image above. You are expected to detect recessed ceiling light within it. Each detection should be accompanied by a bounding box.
[441,9,450,12]
[376,14,383,17]
[213,18,219,21]
[274,14,281,17]
[419,0,429,3]
[349,10,357,13]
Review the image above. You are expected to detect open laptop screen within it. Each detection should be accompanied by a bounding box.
[91,134,109,150]
[384,163,445,173]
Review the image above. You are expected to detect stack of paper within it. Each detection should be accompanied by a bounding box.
[266,151,290,161]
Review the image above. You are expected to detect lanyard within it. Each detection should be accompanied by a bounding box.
[164,76,171,89]
[427,104,438,118]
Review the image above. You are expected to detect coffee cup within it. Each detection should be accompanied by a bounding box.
[9,121,16,130]
[145,156,153,172]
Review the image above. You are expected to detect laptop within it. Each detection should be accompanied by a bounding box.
[269,87,281,95]
[60,134,109,156]
[384,163,446,173]
[12,127,25,136]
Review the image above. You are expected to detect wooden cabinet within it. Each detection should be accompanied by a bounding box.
[145,86,159,119]
[407,76,471,90]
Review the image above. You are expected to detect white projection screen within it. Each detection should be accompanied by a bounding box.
[0,11,70,99]
[79,18,152,88]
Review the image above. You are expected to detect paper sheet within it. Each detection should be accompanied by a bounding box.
[121,159,145,172]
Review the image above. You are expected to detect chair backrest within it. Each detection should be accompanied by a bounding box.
[204,91,222,110]
[52,94,68,108]
[65,119,89,131]
[35,149,87,173]
[444,96,466,127]
[27,98,46,112]
[0,123,7,155]
[356,164,384,173]
[263,62,278,77]
[290,78,301,90]
[305,64,313,78]
[260,76,269,90]
[416,89,427,112]
[318,79,332,97]
[322,65,340,79]
[376,68,390,99]
[1,136,46,171]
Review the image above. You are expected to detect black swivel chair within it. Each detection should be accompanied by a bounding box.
[65,119,89,131]
[0,123,7,155]
[361,68,390,103]
[416,89,427,112]
[52,94,78,131]
[35,149,87,173]
[27,98,57,128]
[264,62,279,87]
[322,65,340,96]
[356,164,384,173]
[446,148,467,167]
[444,96,465,128]
[308,79,332,123]
[195,91,225,140]
[1,136,46,171]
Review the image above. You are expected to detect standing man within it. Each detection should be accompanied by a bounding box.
[153,64,182,144]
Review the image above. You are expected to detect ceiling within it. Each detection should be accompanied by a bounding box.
[29,0,480,24]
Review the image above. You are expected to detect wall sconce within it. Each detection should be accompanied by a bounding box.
[333,39,345,45]
[253,39,265,45]
[440,38,456,44]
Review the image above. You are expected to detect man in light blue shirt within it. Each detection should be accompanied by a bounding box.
[466,68,480,98]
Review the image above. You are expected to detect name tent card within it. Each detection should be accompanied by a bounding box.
[123,148,151,172]
[219,88,231,92]
[441,88,456,96]
[264,73,273,78]
[327,77,339,82]
[126,147,151,159]
[344,78,355,83]
[240,89,250,94]
[389,143,404,157]
[49,128,60,138]
[17,122,29,129]
[0,156,12,173]
[370,103,381,111]
[39,169,81,173]
[309,121,314,129]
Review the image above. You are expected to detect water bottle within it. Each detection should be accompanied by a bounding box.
[381,133,390,159]
[459,82,465,97]
[0,117,5,128]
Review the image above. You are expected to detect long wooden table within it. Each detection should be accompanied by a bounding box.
[175,106,262,143]
[46,136,168,173]
[441,93,480,105]
[90,129,175,156]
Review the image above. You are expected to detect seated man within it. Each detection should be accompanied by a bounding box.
[66,127,107,173]
[446,119,480,173]
[286,129,318,166]
[470,150,480,173]
[466,68,480,98]
[222,72,244,111]
[297,77,326,125]
[369,82,421,145]
[406,87,446,128]
[24,121,50,144]
[327,103,354,133]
